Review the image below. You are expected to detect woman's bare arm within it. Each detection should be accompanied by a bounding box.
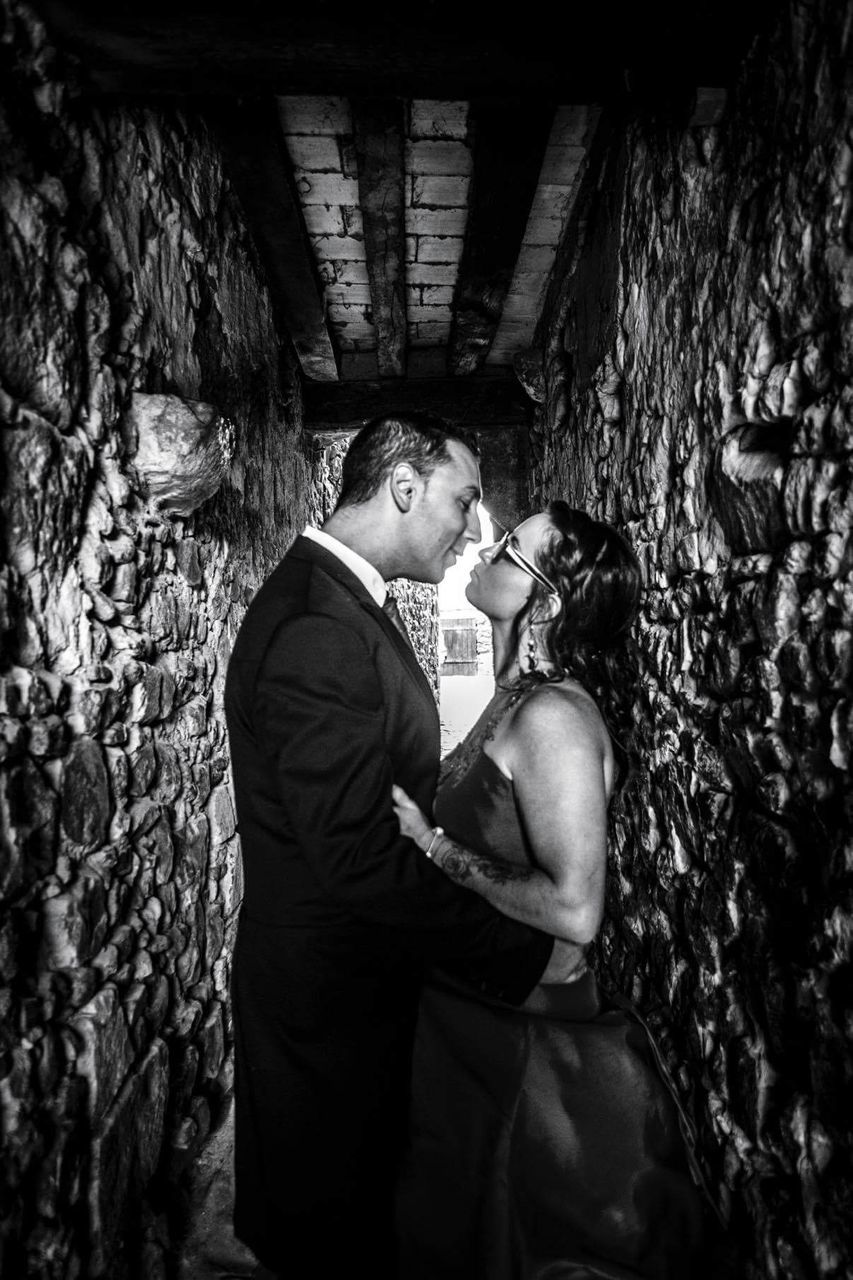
[393,687,610,944]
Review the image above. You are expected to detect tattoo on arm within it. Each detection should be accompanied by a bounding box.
[436,839,534,888]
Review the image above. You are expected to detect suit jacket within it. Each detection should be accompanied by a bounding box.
[223,535,553,1263]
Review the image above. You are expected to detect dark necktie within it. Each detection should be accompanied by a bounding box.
[382,593,413,648]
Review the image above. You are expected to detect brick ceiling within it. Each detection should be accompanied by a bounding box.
[277,96,598,380]
[31,0,773,432]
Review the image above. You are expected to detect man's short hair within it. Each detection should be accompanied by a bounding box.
[336,411,477,507]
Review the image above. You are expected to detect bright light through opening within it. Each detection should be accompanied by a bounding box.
[437,501,499,614]
[437,501,499,753]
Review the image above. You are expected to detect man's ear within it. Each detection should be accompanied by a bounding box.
[389,462,418,513]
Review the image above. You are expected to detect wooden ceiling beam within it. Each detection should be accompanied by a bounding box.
[352,99,407,378]
[449,101,556,376]
[31,2,630,99]
[33,3,771,102]
[302,374,530,433]
[207,98,339,382]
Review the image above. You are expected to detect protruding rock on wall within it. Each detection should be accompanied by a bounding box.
[126,394,236,518]
[529,2,851,1276]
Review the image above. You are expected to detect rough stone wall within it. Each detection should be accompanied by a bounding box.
[0,4,323,1276]
[528,2,851,1276]
[473,425,527,531]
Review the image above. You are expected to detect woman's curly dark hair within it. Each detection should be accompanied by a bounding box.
[500,501,643,784]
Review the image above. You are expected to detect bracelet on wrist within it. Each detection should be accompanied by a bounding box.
[424,826,444,860]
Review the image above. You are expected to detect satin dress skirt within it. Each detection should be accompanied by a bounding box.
[396,971,716,1280]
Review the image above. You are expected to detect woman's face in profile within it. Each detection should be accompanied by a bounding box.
[465,512,555,621]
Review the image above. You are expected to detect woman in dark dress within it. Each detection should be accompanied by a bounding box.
[392,502,724,1280]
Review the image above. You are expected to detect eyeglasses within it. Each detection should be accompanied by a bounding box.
[490,525,559,596]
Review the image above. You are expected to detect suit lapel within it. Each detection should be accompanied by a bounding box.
[288,536,437,705]
[359,598,436,703]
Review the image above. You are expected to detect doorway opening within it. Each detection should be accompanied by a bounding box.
[437,502,498,754]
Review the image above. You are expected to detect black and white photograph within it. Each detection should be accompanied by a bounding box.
[0,2,850,1277]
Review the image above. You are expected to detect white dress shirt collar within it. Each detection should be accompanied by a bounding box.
[302,526,387,607]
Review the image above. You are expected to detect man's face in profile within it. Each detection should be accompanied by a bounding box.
[403,440,482,583]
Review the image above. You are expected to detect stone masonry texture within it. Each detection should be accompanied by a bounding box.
[527,2,851,1276]
[0,2,324,1275]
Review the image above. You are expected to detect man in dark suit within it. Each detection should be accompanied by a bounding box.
[224,413,564,1279]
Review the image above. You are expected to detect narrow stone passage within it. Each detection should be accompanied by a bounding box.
[0,1,850,1277]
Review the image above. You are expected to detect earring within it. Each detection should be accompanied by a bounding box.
[527,625,538,674]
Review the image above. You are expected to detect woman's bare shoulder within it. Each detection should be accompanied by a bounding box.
[502,679,609,751]
[486,678,615,791]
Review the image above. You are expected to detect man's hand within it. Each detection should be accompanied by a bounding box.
[540,938,588,983]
